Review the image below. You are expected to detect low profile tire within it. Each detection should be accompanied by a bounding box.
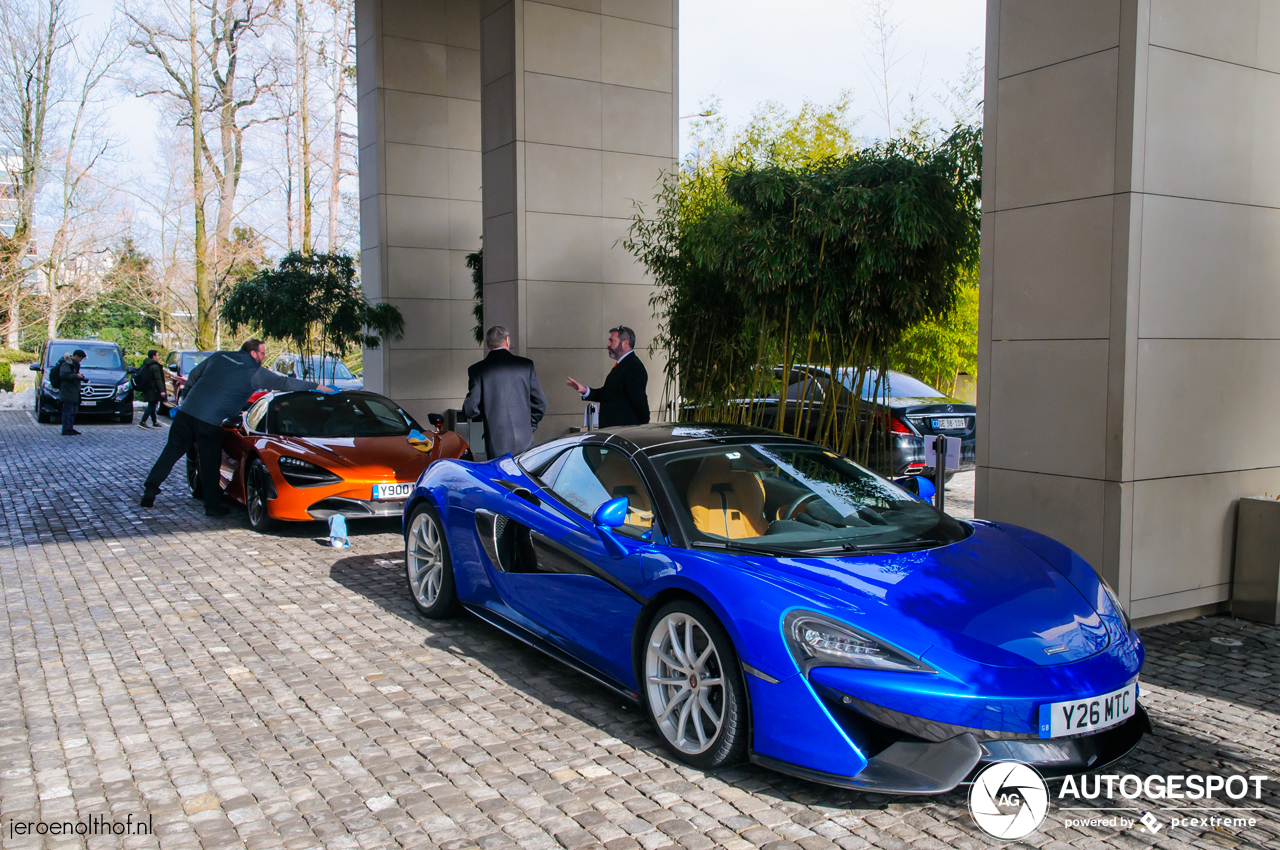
[35,394,50,423]
[405,502,460,618]
[244,460,275,532]
[643,600,748,769]
[186,455,203,500]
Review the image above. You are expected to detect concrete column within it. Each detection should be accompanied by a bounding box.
[356,0,484,424]
[979,0,1280,624]
[480,0,678,437]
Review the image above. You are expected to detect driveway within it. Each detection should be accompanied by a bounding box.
[0,412,1276,849]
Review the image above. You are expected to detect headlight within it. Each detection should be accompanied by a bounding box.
[784,611,934,673]
[277,455,342,487]
[115,379,132,399]
[1099,578,1132,633]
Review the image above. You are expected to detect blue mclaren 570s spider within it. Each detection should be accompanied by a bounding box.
[400,424,1148,794]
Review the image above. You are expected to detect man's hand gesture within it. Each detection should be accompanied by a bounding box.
[565,376,587,394]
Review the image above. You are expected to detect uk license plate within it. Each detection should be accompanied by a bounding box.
[372,483,413,500]
[1039,682,1137,738]
[932,417,966,430]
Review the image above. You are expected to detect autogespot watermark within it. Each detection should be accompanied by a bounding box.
[965,763,1270,841]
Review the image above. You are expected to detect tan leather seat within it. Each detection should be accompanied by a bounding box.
[592,449,654,531]
[686,455,769,539]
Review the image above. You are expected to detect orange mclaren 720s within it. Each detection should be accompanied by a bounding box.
[187,390,471,531]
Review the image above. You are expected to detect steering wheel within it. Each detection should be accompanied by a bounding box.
[779,492,822,521]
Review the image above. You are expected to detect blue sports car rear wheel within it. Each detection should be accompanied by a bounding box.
[644,601,747,768]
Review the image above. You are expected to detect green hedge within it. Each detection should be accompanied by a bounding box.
[0,348,36,364]
[0,362,12,393]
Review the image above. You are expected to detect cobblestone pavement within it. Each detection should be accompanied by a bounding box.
[1,411,1277,850]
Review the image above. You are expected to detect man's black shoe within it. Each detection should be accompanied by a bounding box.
[205,505,232,517]
[140,488,159,508]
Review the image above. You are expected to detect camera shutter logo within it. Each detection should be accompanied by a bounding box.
[968,762,1050,840]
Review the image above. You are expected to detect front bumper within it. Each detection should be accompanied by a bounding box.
[746,637,1145,794]
[305,497,406,520]
[40,387,132,416]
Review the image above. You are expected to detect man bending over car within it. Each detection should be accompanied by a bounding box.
[140,338,336,516]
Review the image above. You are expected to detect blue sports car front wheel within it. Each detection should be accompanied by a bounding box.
[406,503,461,618]
[643,601,748,769]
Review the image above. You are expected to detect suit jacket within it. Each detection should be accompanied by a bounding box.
[585,352,650,428]
[462,348,547,458]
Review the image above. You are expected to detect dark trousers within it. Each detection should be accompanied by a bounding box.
[142,399,161,425]
[143,410,225,512]
[60,400,79,434]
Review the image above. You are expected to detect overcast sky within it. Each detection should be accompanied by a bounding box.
[679,0,987,154]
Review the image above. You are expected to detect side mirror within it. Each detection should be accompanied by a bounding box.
[893,476,935,503]
[221,414,243,430]
[168,364,179,372]
[427,412,444,427]
[593,496,630,559]
[28,363,40,371]
[128,366,138,374]
[593,496,629,528]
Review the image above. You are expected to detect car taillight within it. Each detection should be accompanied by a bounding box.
[889,415,913,435]
[906,462,926,471]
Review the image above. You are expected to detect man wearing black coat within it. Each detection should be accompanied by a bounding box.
[136,350,166,428]
[463,325,547,458]
[566,325,650,428]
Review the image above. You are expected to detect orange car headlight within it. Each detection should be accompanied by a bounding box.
[277,455,342,488]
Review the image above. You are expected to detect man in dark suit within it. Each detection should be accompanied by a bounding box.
[566,325,650,428]
[463,325,548,458]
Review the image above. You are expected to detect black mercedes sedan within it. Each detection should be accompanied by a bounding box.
[755,367,977,480]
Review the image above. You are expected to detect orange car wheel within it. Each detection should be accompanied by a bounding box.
[245,460,275,532]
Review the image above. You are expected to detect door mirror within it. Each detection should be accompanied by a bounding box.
[168,363,179,372]
[593,496,629,528]
[892,476,935,503]
[28,363,40,371]
[427,412,445,427]
[222,414,243,430]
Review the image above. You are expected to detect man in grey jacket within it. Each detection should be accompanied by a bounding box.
[54,350,87,435]
[463,326,547,458]
[140,338,335,516]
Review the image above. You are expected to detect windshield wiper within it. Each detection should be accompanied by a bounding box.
[799,540,935,555]
[692,540,794,557]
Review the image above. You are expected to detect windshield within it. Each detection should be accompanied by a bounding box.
[654,443,968,555]
[272,392,415,437]
[181,352,212,374]
[47,343,123,370]
[299,357,355,381]
[839,369,945,400]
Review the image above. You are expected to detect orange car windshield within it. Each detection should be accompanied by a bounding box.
[273,393,414,438]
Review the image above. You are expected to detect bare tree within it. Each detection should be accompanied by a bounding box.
[324,0,352,252]
[860,0,904,138]
[122,0,279,350]
[0,0,73,349]
[42,20,128,339]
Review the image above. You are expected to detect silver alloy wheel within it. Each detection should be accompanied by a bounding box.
[246,465,269,527]
[407,511,444,608]
[645,612,726,755]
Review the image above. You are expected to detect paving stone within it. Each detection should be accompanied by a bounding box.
[0,412,1276,850]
